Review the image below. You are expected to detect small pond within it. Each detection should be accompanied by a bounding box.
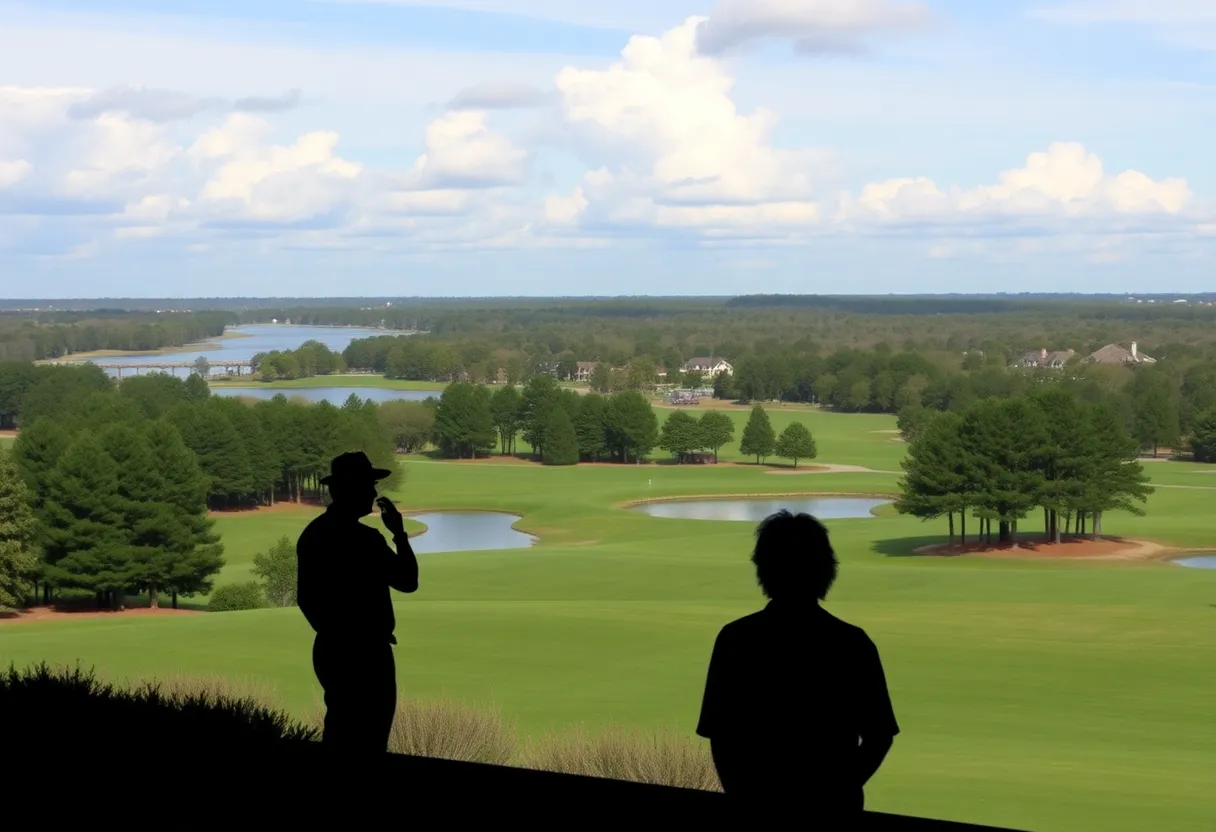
[630,496,892,522]
[408,512,536,554]
[214,386,435,405]
[1172,555,1216,570]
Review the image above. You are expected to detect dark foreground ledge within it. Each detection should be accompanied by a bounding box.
[9,740,1025,829]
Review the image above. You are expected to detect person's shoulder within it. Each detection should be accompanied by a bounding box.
[718,609,769,641]
[819,607,877,647]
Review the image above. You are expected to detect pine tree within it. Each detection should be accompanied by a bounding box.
[541,407,579,466]
[252,535,297,607]
[1189,409,1216,463]
[145,419,224,607]
[775,422,817,469]
[739,404,776,464]
[1081,402,1154,538]
[604,391,659,463]
[0,451,38,610]
[435,382,497,459]
[698,411,734,463]
[40,431,132,606]
[490,385,522,455]
[183,372,211,402]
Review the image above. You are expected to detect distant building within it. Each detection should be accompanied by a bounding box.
[681,356,734,377]
[655,366,669,380]
[573,362,601,382]
[1014,348,1075,370]
[1086,341,1157,366]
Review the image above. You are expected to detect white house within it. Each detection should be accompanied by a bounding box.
[681,356,734,377]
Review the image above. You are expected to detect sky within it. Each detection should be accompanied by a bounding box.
[0,0,1214,298]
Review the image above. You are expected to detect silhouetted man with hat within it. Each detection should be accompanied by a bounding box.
[297,451,419,754]
[696,510,899,821]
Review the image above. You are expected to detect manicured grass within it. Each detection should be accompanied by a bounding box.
[209,375,448,391]
[2,412,1215,831]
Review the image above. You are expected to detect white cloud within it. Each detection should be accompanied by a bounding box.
[0,160,33,188]
[406,110,528,189]
[842,143,1192,224]
[67,86,219,122]
[449,82,556,111]
[695,0,934,55]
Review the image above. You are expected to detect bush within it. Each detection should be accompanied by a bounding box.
[523,726,721,792]
[0,663,318,748]
[208,581,267,611]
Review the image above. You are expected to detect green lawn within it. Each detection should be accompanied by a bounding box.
[2,408,1215,831]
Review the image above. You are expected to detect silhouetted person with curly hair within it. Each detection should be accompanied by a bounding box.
[696,510,899,819]
[297,451,418,755]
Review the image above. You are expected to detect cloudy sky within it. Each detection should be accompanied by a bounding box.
[0,0,1213,297]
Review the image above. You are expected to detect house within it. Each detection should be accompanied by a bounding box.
[573,362,601,382]
[655,366,669,381]
[680,356,733,377]
[1014,348,1075,370]
[1086,341,1157,366]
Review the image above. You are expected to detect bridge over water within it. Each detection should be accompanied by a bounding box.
[49,360,253,379]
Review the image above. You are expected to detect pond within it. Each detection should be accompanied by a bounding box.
[215,387,435,405]
[1172,555,1216,570]
[630,496,892,522]
[408,512,537,554]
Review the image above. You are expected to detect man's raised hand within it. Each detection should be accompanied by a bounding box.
[376,497,406,538]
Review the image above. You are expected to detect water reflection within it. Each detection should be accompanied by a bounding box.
[631,496,891,522]
[408,512,536,554]
[1173,555,1216,570]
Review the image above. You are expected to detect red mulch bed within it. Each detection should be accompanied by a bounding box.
[0,605,201,625]
[913,535,1158,560]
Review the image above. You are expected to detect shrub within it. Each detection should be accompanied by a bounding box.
[208,581,267,611]
[0,662,318,748]
[523,725,721,792]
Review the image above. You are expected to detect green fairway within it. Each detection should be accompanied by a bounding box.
[2,408,1214,831]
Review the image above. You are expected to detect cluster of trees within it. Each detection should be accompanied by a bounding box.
[252,340,346,382]
[0,311,231,362]
[896,387,1154,544]
[432,376,661,465]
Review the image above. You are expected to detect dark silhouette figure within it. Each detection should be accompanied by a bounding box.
[297,451,419,754]
[696,510,899,818]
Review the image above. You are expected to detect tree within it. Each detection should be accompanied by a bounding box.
[184,372,211,402]
[253,536,298,607]
[0,451,38,610]
[193,356,211,378]
[697,411,734,463]
[1131,370,1179,456]
[590,363,612,394]
[144,419,224,607]
[627,356,658,392]
[574,393,608,461]
[521,375,561,458]
[604,391,659,463]
[541,407,579,466]
[1080,402,1154,538]
[434,382,496,459]
[957,398,1048,543]
[775,422,817,469]
[896,404,931,442]
[659,410,701,462]
[739,404,776,464]
[1189,409,1216,463]
[490,385,523,455]
[39,431,132,607]
[118,373,189,419]
[378,400,435,454]
[168,401,254,505]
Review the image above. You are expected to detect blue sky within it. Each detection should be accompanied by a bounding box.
[0,0,1213,297]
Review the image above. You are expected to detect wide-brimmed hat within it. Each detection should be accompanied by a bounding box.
[319,451,393,485]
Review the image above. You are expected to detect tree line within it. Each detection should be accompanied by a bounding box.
[895,387,1153,545]
[0,311,231,362]
[251,339,347,381]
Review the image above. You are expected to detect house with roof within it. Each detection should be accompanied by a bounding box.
[1086,341,1156,366]
[680,356,734,377]
[1014,348,1076,370]
[572,362,601,382]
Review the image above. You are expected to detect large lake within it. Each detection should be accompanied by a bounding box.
[631,496,892,522]
[215,387,436,404]
[409,512,536,554]
[77,324,403,376]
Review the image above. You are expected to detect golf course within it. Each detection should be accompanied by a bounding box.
[2,407,1214,831]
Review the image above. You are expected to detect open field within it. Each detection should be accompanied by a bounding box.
[1,409,1214,831]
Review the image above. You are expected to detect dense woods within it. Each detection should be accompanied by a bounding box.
[0,311,231,361]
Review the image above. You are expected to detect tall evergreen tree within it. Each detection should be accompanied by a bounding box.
[490,385,523,455]
[541,407,579,466]
[604,391,659,463]
[521,375,561,458]
[40,431,132,606]
[775,422,817,469]
[1081,403,1154,538]
[958,398,1048,543]
[145,419,224,608]
[0,451,38,610]
[739,404,776,464]
[895,411,969,545]
[1189,409,1216,463]
[434,382,496,459]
